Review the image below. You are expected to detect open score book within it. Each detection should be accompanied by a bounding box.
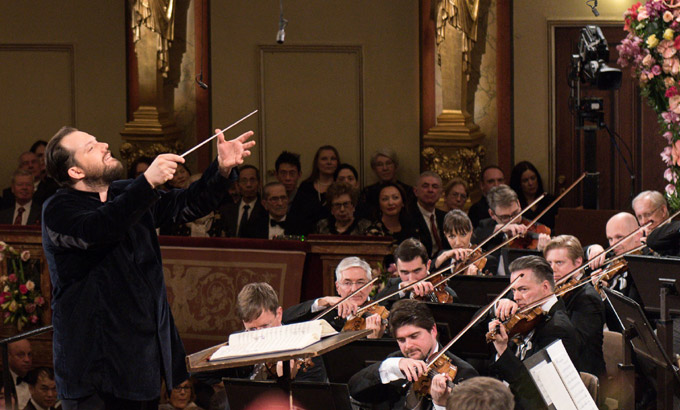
[209,319,338,362]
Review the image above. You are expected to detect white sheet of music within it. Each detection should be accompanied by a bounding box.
[529,360,577,410]
[209,319,337,361]
[546,340,599,410]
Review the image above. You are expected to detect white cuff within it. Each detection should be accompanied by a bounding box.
[378,358,405,383]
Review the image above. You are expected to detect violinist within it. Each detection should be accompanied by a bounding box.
[636,190,680,256]
[348,299,478,410]
[487,256,581,410]
[375,238,459,310]
[193,283,327,388]
[282,256,386,338]
[433,209,498,275]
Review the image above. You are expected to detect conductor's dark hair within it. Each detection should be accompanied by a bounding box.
[45,126,78,187]
[389,299,435,337]
[275,151,301,172]
[447,377,515,410]
[394,238,429,265]
[508,255,554,290]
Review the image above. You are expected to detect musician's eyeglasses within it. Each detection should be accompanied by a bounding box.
[494,210,521,223]
[637,205,663,221]
[448,192,467,200]
[331,201,353,210]
[338,280,369,289]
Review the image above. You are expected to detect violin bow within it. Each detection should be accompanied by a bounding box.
[310,277,379,321]
[522,172,587,232]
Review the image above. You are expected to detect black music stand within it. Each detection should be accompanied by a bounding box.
[322,338,397,384]
[625,254,680,315]
[425,302,488,359]
[447,275,509,306]
[223,379,353,410]
[603,287,680,410]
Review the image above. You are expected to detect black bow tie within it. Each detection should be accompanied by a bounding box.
[15,376,24,385]
[270,219,286,228]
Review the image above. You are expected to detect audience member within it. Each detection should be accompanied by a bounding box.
[443,177,468,211]
[348,299,477,409]
[159,379,203,410]
[287,145,339,235]
[360,148,414,218]
[0,170,41,225]
[23,367,59,410]
[334,163,359,188]
[29,141,59,206]
[165,163,192,190]
[217,165,264,237]
[243,182,290,239]
[365,182,416,245]
[8,339,32,409]
[274,151,301,208]
[1,152,41,209]
[315,182,370,235]
[509,161,556,230]
[468,165,504,227]
[412,171,450,258]
[29,140,48,180]
[127,156,153,179]
[446,377,514,410]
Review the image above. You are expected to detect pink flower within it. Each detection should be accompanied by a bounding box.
[669,95,680,114]
[8,274,17,283]
[663,57,680,75]
[642,53,655,67]
[665,167,677,182]
[662,111,680,124]
[29,315,38,324]
[675,35,680,50]
[34,296,45,306]
[25,303,35,314]
[3,312,9,319]
[672,140,680,166]
[20,250,30,262]
[25,280,34,291]
[659,40,677,58]
[665,10,674,22]
[666,184,676,195]
[638,8,649,20]
[19,285,27,295]
[0,296,5,304]
[663,146,674,165]
[652,65,663,75]
[664,131,675,143]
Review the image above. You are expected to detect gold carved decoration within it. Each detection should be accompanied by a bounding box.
[120,140,183,165]
[422,145,485,189]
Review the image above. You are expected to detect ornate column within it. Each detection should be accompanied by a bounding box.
[422,0,485,192]
[120,0,182,165]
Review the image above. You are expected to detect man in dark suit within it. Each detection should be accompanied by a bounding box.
[0,169,41,225]
[488,255,582,410]
[217,164,264,237]
[412,171,449,258]
[1,152,41,210]
[283,256,386,338]
[23,367,60,410]
[468,165,505,228]
[374,238,458,311]
[243,182,289,239]
[348,299,478,410]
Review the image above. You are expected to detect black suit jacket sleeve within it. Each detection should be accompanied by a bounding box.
[491,348,547,410]
[563,285,606,376]
[647,221,680,256]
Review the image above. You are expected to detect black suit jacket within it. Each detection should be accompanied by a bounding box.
[0,202,41,225]
[562,282,606,377]
[468,196,490,228]
[242,213,289,239]
[646,220,680,256]
[412,206,450,258]
[23,400,61,410]
[216,197,265,237]
[489,299,582,410]
[282,299,346,331]
[348,348,478,410]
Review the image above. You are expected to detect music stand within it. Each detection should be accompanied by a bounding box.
[426,302,489,359]
[223,379,353,410]
[603,288,680,409]
[506,248,542,264]
[448,275,509,306]
[322,338,397,384]
[625,254,680,315]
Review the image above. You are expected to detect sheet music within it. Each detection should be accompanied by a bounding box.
[546,340,599,410]
[209,320,337,361]
[529,360,577,410]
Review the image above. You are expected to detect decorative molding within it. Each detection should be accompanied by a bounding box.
[258,45,364,184]
[0,43,76,126]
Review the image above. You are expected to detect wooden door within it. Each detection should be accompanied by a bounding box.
[554,25,666,210]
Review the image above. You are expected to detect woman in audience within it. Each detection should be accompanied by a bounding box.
[334,163,359,189]
[127,156,153,179]
[360,148,415,217]
[159,379,204,410]
[288,145,340,235]
[315,182,370,235]
[166,162,192,190]
[444,177,469,211]
[509,161,557,230]
[366,182,416,244]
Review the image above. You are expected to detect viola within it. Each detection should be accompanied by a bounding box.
[342,304,389,332]
[508,218,551,250]
[411,273,454,304]
[410,354,458,397]
[485,305,546,343]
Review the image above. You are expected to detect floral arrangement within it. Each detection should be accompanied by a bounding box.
[0,242,45,330]
[617,0,680,210]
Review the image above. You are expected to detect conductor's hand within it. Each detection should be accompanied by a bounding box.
[144,154,185,189]
[495,298,518,321]
[430,373,452,406]
[216,129,255,176]
[398,358,428,382]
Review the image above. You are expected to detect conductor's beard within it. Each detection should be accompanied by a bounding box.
[82,157,126,189]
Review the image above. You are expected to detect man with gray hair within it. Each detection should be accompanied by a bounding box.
[0,169,41,225]
[283,256,385,338]
[632,190,669,232]
[413,171,450,258]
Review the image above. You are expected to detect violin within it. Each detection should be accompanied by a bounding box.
[251,357,315,380]
[411,273,454,304]
[342,304,389,332]
[405,354,458,407]
[485,305,546,343]
[508,218,551,250]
